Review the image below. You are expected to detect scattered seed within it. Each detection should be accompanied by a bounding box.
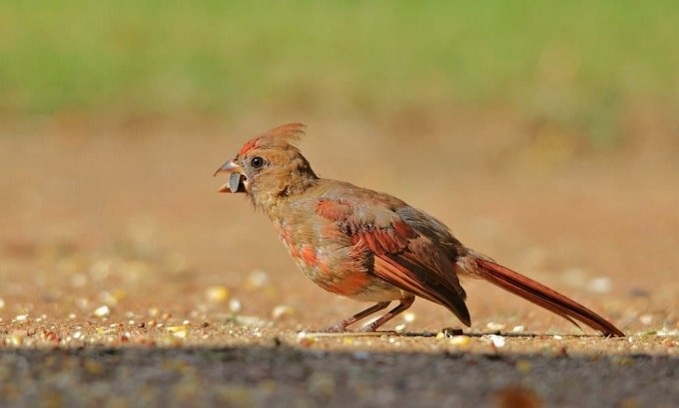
[403,312,416,323]
[206,286,230,303]
[486,322,506,332]
[8,331,25,346]
[394,324,407,333]
[449,335,471,346]
[512,325,525,333]
[148,307,160,317]
[166,325,189,339]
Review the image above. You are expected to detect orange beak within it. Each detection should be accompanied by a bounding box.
[213,160,246,193]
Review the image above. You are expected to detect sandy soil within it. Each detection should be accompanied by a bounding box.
[1,117,678,406]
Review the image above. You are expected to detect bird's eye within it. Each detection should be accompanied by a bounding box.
[250,156,265,169]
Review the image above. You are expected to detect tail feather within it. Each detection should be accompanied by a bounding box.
[473,258,624,337]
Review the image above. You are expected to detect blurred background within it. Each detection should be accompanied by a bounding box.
[0,1,677,335]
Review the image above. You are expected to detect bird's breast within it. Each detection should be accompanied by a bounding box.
[271,219,401,301]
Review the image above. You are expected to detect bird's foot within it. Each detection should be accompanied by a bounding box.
[320,322,349,333]
[358,323,380,333]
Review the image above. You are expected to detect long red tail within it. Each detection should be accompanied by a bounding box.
[473,258,624,337]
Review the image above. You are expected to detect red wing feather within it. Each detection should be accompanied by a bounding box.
[315,197,471,325]
[373,255,471,326]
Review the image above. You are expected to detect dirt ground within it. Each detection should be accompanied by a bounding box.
[1,116,678,407]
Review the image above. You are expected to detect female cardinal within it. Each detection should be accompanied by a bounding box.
[215,123,624,336]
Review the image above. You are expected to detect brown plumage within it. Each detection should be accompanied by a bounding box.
[214,123,624,337]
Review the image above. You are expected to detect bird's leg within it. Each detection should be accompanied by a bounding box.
[359,295,416,332]
[322,301,391,332]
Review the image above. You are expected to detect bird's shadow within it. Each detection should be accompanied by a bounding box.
[298,330,614,339]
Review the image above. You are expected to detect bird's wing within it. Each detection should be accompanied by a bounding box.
[315,196,470,325]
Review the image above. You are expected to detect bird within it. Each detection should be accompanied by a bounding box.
[214,123,624,337]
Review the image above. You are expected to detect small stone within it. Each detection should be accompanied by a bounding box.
[486,334,506,347]
[512,325,525,333]
[229,298,242,313]
[93,305,111,318]
[271,305,294,320]
[205,286,230,303]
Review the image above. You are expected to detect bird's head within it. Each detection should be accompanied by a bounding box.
[214,123,318,210]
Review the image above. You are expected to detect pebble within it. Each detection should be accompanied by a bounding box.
[93,305,111,318]
[229,298,242,313]
[486,334,506,348]
[271,305,294,320]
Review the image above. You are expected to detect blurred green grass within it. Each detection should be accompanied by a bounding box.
[0,1,677,143]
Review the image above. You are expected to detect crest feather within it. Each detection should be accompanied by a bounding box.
[238,123,306,155]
